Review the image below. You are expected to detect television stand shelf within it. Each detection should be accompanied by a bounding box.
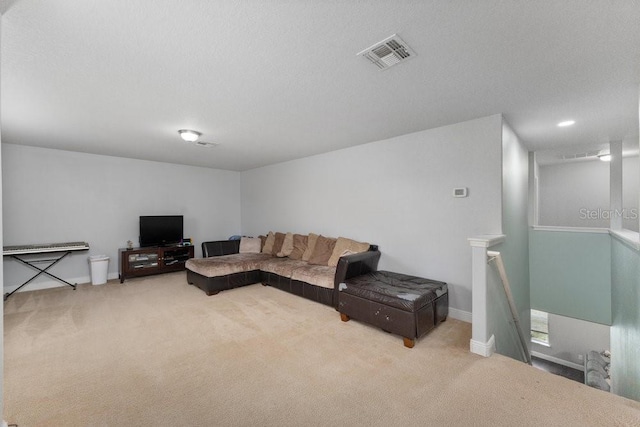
[118,245,194,283]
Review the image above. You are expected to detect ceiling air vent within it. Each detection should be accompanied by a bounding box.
[560,151,600,161]
[357,34,416,70]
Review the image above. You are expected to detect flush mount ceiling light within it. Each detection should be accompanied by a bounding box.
[597,152,612,162]
[557,120,575,127]
[178,129,201,142]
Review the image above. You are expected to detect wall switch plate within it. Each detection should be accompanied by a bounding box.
[577,354,584,362]
[453,187,468,198]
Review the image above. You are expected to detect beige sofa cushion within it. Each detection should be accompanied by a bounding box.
[239,237,262,254]
[271,232,286,255]
[291,264,336,289]
[307,235,337,265]
[302,233,319,261]
[260,258,308,277]
[262,232,275,254]
[186,253,271,277]
[277,232,294,257]
[327,237,370,267]
[288,234,308,260]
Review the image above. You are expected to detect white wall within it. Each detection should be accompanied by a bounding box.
[539,159,609,228]
[2,144,241,291]
[623,156,639,231]
[241,115,503,315]
[531,313,610,370]
[486,120,530,360]
[538,157,639,231]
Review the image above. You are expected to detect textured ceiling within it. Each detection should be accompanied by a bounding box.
[1,1,639,171]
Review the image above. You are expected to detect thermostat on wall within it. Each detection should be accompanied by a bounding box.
[453,187,468,198]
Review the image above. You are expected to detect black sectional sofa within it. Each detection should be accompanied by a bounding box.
[186,239,381,308]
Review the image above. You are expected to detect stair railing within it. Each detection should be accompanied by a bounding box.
[487,250,532,365]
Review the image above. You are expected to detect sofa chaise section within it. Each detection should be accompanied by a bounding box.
[185,240,260,296]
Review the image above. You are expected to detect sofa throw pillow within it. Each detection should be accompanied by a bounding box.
[288,234,308,260]
[327,237,370,267]
[262,232,275,254]
[239,236,262,254]
[271,232,286,255]
[302,233,319,261]
[307,235,337,266]
[277,232,294,257]
[258,235,267,251]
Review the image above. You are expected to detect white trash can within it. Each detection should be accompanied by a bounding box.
[89,255,110,285]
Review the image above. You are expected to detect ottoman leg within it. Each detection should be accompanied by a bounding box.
[403,337,415,348]
[340,313,350,322]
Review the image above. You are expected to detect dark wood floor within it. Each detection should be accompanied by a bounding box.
[531,356,584,383]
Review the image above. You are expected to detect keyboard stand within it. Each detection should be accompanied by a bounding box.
[4,251,77,301]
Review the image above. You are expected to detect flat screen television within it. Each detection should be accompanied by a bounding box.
[139,215,183,247]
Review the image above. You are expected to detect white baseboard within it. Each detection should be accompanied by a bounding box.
[448,307,472,323]
[531,350,584,372]
[3,272,120,294]
[470,335,495,357]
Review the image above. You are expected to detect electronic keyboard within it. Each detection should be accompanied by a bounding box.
[3,241,90,256]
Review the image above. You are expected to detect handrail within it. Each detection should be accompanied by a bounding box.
[487,250,532,365]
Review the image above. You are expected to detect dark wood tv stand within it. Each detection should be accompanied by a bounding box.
[118,245,195,283]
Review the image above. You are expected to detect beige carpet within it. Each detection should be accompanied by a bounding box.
[4,273,640,426]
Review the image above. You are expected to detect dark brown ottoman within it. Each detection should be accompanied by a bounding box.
[338,271,448,348]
